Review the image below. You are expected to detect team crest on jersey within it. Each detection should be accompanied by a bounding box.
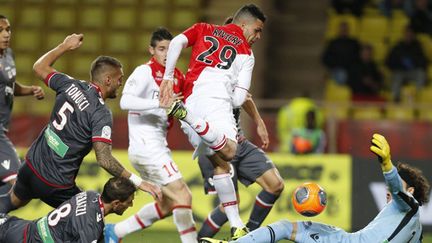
[101,126,112,139]
[1,160,10,170]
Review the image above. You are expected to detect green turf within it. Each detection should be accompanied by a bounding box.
[123,230,432,243]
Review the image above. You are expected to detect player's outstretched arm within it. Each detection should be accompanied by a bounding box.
[14,82,45,100]
[160,34,188,106]
[33,33,83,81]
[370,133,393,172]
[242,94,269,149]
[93,142,162,200]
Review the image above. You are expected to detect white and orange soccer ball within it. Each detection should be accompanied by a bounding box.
[292,182,327,217]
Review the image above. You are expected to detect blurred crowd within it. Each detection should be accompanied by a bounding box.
[324,0,432,103]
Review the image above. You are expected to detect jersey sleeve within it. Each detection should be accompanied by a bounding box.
[91,108,113,144]
[182,23,204,47]
[384,167,418,212]
[231,54,255,107]
[44,72,75,92]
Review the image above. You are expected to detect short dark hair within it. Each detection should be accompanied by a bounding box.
[101,177,136,203]
[150,27,173,47]
[90,56,122,82]
[0,15,7,20]
[397,163,430,205]
[233,4,266,23]
[224,16,234,25]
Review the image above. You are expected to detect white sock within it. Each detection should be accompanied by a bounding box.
[213,173,244,229]
[114,202,163,238]
[190,118,226,151]
[173,206,198,243]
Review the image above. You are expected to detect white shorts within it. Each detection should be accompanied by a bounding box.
[182,97,237,158]
[128,138,182,186]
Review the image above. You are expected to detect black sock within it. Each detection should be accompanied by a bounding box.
[247,190,280,231]
[198,206,228,238]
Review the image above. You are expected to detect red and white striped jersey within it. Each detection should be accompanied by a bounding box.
[179,23,254,102]
[122,58,185,155]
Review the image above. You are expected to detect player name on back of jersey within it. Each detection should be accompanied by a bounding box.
[75,192,88,216]
[65,83,90,111]
[213,28,243,46]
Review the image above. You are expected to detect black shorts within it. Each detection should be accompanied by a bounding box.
[198,139,275,194]
[13,161,81,208]
[0,131,21,188]
[0,214,28,243]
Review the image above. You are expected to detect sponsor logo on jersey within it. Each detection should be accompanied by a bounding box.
[309,233,320,242]
[101,126,112,140]
[1,160,10,170]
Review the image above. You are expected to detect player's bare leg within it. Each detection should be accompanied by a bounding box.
[113,178,197,243]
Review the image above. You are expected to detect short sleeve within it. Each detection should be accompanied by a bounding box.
[91,108,113,144]
[44,72,75,92]
[122,65,151,97]
[182,23,204,47]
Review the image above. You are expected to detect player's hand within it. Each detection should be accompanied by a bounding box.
[31,85,45,100]
[138,180,162,201]
[159,92,184,109]
[370,133,393,172]
[257,119,269,149]
[62,33,84,51]
[159,79,174,107]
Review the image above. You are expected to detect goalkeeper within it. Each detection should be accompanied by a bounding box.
[200,133,430,243]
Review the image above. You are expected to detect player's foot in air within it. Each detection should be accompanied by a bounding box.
[166,100,187,120]
[199,238,228,243]
[230,227,249,240]
[104,224,122,243]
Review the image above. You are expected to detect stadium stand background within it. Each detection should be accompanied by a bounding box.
[6,0,432,157]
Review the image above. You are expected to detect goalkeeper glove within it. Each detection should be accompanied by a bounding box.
[370,133,393,172]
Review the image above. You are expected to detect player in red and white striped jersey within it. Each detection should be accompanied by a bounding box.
[160,4,266,239]
[104,27,197,243]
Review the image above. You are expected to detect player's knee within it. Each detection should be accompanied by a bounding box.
[217,141,237,161]
[268,180,285,196]
[274,219,293,232]
[174,183,193,205]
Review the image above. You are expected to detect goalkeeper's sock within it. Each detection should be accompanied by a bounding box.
[114,202,164,238]
[234,220,294,243]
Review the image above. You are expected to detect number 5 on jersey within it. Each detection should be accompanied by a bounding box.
[53,102,75,130]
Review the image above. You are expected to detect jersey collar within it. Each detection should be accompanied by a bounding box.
[98,195,105,218]
[90,83,102,96]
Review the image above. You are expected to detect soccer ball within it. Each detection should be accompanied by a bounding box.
[292,182,327,217]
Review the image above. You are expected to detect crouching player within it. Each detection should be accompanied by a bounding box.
[201,133,430,243]
[0,177,136,242]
